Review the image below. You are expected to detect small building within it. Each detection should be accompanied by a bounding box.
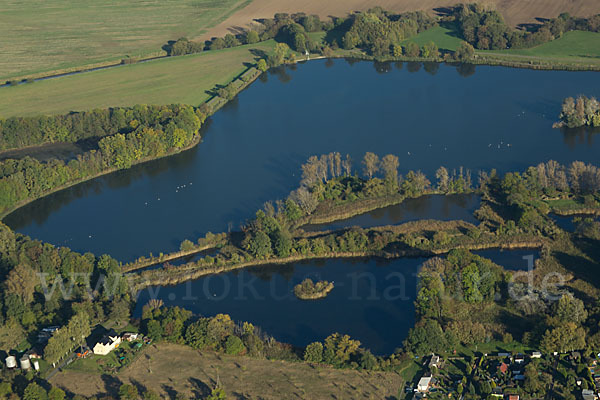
[428,354,440,369]
[491,387,503,398]
[498,352,511,358]
[582,389,594,400]
[122,333,139,342]
[531,351,542,359]
[20,356,31,370]
[92,329,121,355]
[507,395,520,400]
[5,356,17,369]
[417,376,432,392]
[514,354,525,364]
[513,374,525,381]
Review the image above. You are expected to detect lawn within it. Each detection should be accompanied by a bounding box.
[480,31,600,62]
[0,0,252,80]
[401,23,464,52]
[0,40,276,118]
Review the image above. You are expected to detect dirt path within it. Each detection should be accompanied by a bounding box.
[198,0,600,40]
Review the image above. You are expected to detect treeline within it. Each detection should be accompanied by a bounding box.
[140,304,401,371]
[0,104,204,215]
[0,104,204,152]
[558,95,600,128]
[165,12,328,57]
[340,8,436,57]
[453,4,600,50]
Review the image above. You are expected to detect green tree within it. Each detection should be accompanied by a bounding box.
[247,231,273,258]
[48,388,66,400]
[245,30,259,44]
[0,318,24,352]
[304,342,323,363]
[224,335,245,355]
[118,384,138,400]
[23,383,48,400]
[256,59,268,72]
[540,322,586,353]
[555,293,588,324]
[421,41,439,58]
[207,386,226,400]
[462,263,483,303]
[147,319,163,340]
[454,41,475,61]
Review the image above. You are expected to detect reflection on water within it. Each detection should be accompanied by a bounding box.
[6,60,600,261]
[303,194,480,232]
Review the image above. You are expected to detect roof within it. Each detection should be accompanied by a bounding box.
[508,395,520,400]
[499,362,508,373]
[418,376,432,387]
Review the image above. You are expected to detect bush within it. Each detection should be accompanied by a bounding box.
[224,335,245,355]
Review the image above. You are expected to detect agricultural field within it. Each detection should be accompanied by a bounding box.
[50,343,405,399]
[200,0,600,40]
[0,0,251,80]
[0,40,276,118]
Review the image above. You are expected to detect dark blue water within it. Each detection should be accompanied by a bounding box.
[303,193,480,232]
[5,60,600,261]
[133,248,534,354]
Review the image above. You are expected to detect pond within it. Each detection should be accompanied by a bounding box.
[134,248,536,354]
[5,60,600,262]
[302,193,480,232]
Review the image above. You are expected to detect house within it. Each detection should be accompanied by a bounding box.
[531,351,542,359]
[417,376,432,392]
[507,395,520,400]
[92,329,121,355]
[498,352,511,358]
[491,387,503,398]
[428,354,440,369]
[513,374,525,381]
[582,389,594,400]
[122,333,139,342]
[514,354,525,364]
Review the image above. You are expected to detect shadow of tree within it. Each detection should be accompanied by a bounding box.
[100,374,122,397]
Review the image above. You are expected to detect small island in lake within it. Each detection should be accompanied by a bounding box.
[294,278,334,300]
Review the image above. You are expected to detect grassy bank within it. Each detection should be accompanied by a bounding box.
[0,0,252,81]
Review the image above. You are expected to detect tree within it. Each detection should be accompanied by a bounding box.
[256,59,268,72]
[5,263,37,304]
[224,34,240,48]
[245,30,259,44]
[362,152,380,179]
[540,322,586,354]
[24,383,48,400]
[554,293,588,324]
[224,335,245,355]
[48,388,66,400]
[304,341,323,363]
[294,33,307,53]
[380,154,399,184]
[143,390,160,400]
[404,42,420,57]
[421,41,439,58]
[392,45,403,57]
[247,231,273,258]
[436,167,450,192]
[323,333,361,366]
[0,318,24,352]
[269,43,289,67]
[207,386,226,400]
[146,319,163,340]
[462,263,483,303]
[210,37,226,50]
[118,384,138,400]
[454,41,475,61]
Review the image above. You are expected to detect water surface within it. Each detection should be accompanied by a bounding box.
[6,60,600,261]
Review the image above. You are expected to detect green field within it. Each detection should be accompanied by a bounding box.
[0,0,251,80]
[401,23,464,52]
[0,40,276,118]
[484,30,600,59]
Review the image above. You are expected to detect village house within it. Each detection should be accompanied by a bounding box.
[92,329,121,355]
[428,354,440,369]
[417,375,432,392]
[122,332,139,342]
[581,389,594,400]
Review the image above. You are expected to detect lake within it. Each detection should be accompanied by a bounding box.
[133,248,537,354]
[5,60,600,262]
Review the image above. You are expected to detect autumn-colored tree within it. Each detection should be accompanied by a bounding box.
[362,152,380,179]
